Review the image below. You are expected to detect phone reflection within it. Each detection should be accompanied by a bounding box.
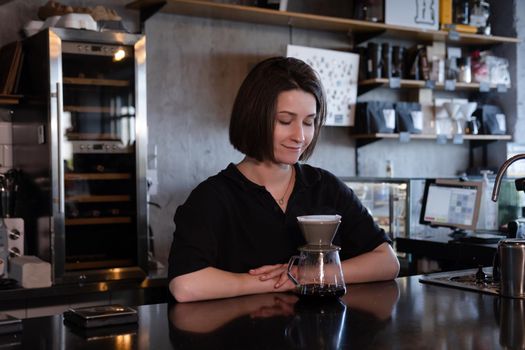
[167,280,399,350]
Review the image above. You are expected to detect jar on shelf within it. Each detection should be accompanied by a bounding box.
[453,0,470,25]
[458,57,472,83]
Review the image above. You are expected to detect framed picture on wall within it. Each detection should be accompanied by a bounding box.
[286,44,359,127]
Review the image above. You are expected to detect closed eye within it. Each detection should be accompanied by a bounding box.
[303,117,315,126]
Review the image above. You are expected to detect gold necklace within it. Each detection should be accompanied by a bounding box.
[278,167,294,206]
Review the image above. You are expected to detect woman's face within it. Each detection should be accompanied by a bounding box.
[273,89,316,165]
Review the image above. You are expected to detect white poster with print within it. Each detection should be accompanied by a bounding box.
[286,45,359,127]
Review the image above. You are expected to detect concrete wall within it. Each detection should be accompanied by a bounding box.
[0,0,523,265]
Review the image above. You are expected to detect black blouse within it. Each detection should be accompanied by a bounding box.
[168,163,390,281]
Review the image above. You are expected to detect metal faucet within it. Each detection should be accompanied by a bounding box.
[491,153,525,202]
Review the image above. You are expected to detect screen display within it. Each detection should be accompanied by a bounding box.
[420,179,482,231]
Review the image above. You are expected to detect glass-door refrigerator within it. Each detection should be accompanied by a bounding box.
[13,28,148,284]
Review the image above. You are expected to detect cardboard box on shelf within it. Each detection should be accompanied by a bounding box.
[440,0,453,29]
[385,0,439,30]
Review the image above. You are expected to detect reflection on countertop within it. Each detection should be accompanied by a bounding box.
[0,269,168,319]
[2,275,525,349]
[168,280,399,349]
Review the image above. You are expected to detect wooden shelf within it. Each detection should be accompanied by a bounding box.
[0,94,21,105]
[65,259,134,270]
[126,0,520,45]
[65,217,132,225]
[63,77,130,87]
[359,78,509,91]
[66,133,121,141]
[353,133,512,141]
[65,173,132,181]
[65,195,131,203]
[64,105,113,113]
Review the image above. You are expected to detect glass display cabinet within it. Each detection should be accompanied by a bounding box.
[13,28,148,284]
[343,176,521,240]
[342,177,438,239]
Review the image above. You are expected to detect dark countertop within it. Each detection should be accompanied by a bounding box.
[1,274,521,349]
[0,269,169,312]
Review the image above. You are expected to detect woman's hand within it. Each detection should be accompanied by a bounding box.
[249,264,296,290]
[169,293,298,333]
[248,293,298,318]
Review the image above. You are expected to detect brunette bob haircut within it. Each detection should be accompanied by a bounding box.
[229,56,327,162]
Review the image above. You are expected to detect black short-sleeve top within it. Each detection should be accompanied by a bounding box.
[168,163,390,281]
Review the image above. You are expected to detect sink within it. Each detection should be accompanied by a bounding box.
[419,268,500,296]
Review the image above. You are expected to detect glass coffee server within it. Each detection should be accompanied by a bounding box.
[14,28,148,284]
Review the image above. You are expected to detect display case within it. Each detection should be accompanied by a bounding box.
[342,177,437,240]
[344,176,522,242]
[12,28,148,284]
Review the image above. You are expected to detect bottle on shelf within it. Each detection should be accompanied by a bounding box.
[458,56,472,83]
[391,46,405,78]
[381,43,392,79]
[453,0,470,25]
[367,42,382,79]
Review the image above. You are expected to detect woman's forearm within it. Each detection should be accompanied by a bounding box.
[170,243,399,302]
[341,242,400,284]
[169,266,290,302]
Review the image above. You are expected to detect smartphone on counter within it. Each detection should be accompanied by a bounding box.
[63,305,138,328]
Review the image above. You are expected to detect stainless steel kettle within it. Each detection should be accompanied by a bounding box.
[491,154,525,298]
[493,239,525,298]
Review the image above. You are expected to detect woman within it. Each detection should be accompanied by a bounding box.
[168,57,399,302]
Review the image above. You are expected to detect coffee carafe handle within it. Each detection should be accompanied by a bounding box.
[287,255,300,286]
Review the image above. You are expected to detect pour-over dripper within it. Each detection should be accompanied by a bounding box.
[297,215,341,246]
[460,102,478,120]
[443,102,464,134]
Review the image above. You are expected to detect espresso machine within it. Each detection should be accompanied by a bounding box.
[287,215,346,298]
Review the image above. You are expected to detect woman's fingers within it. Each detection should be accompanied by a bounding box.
[249,264,286,280]
[249,264,286,275]
[248,264,297,289]
[274,271,288,289]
